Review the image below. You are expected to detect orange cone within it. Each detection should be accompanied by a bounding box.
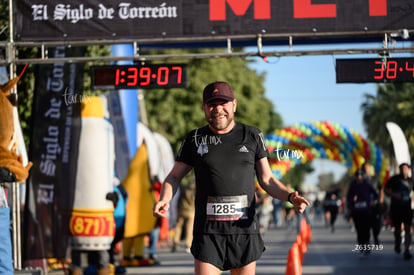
[306,224,312,243]
[300,226,307,244]
[285,242,302,275]
[296,234,306,260]
[300,218,307,235]
[299,218,311,244]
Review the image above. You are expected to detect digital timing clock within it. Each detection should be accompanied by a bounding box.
[91,64,187,89]
[336,58,414,83]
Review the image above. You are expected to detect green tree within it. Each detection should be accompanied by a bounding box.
[281,163,314,191]
[361,83,414,163]
[143,49,280,152]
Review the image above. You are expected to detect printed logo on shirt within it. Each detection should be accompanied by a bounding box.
[197,144,208,156]
[193,128,223,146]
[239,145,249,153]
[193,128,223,157]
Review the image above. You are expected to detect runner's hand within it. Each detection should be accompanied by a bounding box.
[153,200,169,218]
[291,191,309,213]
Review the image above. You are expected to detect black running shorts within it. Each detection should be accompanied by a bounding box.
[190,233,265,270]
[390,204,413,228]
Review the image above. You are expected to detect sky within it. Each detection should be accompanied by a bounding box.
[245,43,400,186]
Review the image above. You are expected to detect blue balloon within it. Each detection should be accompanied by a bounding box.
[375,146,382,173]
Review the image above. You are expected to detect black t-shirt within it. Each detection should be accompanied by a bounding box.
[177,122,268,234]
[385,174,413,209]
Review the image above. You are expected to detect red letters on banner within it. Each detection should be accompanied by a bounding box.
[369,0,387,16]
[293,0,336,18]
[210,0,270,20]
[210,0,387,21]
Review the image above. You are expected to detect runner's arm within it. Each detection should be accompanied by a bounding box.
[255,157,309,213]
[153,161,192,218]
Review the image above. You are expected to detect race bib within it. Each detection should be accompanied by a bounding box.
[354,201,368,209]
[206,195,248,221]
[402,195,410,202]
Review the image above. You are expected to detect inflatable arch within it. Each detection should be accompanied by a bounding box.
[266,121,390,185]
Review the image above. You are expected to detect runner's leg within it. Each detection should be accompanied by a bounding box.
[194,259,221,275]
[230,261,256,275]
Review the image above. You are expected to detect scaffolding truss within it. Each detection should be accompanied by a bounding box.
[1,30,414,67]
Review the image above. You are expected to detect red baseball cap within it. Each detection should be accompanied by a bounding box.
[203,81,234,104]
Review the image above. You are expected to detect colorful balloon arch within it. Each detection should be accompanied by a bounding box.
[266,121,390,185]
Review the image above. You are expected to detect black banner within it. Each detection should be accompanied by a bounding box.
[15,0,414,41]
[23,46,85,260]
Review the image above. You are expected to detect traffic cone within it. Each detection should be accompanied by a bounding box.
[300,225,307,244]
[285,242,302,275]
[306,223,312,243]
[300,218,311,244]
[296,234,306,260]
[300,218,307,235]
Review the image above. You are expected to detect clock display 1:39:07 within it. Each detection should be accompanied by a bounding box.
[91,64,187,89]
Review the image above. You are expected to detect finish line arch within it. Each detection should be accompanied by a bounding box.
[266,120,390,185]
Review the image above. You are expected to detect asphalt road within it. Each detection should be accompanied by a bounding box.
[41,213,414,274]
[122,214,414,275]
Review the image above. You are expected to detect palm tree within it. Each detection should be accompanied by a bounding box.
[361,83,414,166]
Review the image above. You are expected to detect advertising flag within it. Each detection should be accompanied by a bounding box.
[24,46,85,260]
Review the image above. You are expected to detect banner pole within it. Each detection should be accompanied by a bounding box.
[8,0,15,78]
[8,0,22,270]
[12,181,22,270]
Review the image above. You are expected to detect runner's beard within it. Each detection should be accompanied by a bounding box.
[208,114,234,132]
